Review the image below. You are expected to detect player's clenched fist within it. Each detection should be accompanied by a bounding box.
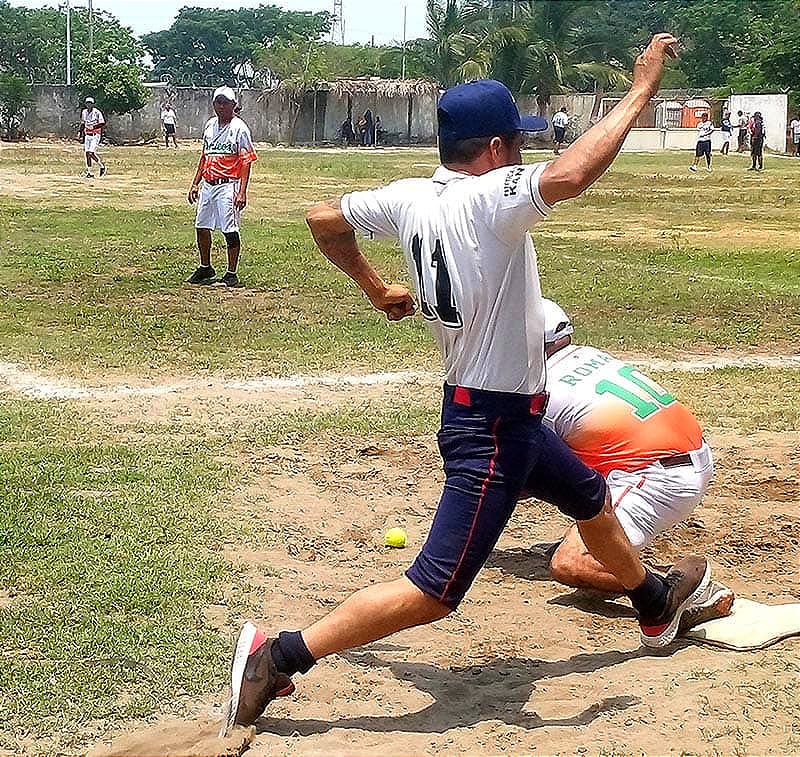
[633,33,678,97]
[188,184,199,204]
[371,284,416,321]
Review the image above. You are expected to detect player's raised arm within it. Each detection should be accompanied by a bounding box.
[306,199,415,321]
[539,33,678,207]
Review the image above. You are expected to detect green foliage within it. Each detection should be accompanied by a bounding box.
[0,73,32,140]
[76,55,148,117]
[0,1,144,84]
[142,5,330,86]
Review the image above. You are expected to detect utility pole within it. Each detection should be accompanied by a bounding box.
[88,0,94,56]
[331,0,345,45]
[65,0,72,85]
[401,4,407,79]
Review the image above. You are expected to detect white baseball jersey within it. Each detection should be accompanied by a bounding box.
[790,118,800,137]
[161,108,177,126]
[696,120,714,140]
[552,111,569,128]
[201,116,257,181]
[81,107,105,135]
[342,163,552,394]
[544,344,703,476]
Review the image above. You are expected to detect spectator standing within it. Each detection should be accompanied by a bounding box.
[161,103,178,148]
[720,111,732,155]
[689,112,714,172]
[361,108,375,146]
[552,106,569,154]
[790,113,800,157]
[339,117,356,146]
[736,110,748,152]
[748,111,765,171]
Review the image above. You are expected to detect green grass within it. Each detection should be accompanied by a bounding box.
[0,400,228,745]
[0,145,798,371]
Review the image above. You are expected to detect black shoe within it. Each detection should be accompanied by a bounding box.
[639,555,711,647]
[186,265,215,284]
[99,165,107,177]
[219,622,295,737]
[215,271,242,288]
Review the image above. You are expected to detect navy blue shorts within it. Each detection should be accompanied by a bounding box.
[406,385,607,609]
[695,139,712,158]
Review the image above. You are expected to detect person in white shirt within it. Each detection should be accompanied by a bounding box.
[689,112,714,172]
[538,299,731,626]
[552,106,570,154]
[790,114,800,157]
[79,96,106,178]
[161,103,177,148]
[218,35,716,736]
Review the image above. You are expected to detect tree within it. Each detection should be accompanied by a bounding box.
[143,6,330,86]
[489,1,631,114]
[0,1,144,84]
[256,37,334,145]
[422,0,499,87]
[77,56,148,117]
[0,73,32,140]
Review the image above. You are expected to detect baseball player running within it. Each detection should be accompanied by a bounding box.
[219,34,714,735]
[539,299,733,619]
[187,87,257,288]
[80,96,106,178]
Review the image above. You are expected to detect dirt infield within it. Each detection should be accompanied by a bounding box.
[88,426,798,756]
[3,365,790,757]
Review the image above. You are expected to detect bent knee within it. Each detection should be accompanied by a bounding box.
[548,541,586,586]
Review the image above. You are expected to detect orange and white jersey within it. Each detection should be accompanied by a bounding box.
[201,116,257,181]
[544,344,703,476]
[81,107,105,135]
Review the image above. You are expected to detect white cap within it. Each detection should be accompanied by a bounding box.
[542,298,574,344]
[213,86,237,103]
[85,96,95,103]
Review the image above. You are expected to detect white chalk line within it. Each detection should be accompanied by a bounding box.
[1,355,799,402]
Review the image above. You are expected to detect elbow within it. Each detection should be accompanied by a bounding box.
[540,164,590,205]
[305,202,328,233]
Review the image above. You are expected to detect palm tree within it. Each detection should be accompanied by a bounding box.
[490,0,632,115]
[422,0,512,87]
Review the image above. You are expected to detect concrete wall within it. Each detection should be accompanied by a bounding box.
[20,84,787,153]
[621,127,748,152]
[728,94,787,153]
[22,83,437,145]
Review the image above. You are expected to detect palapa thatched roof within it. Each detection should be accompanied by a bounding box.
[324,77,439,97]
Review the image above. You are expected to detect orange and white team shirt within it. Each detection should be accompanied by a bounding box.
[544,344,703,476]
[81,108,105,135]
[201,116,257,182]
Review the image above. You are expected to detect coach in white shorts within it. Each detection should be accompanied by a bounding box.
[187,86,257,288]
[540,299,715,593]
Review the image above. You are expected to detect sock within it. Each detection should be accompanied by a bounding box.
[625,569,668,620]
[271,631,315,677]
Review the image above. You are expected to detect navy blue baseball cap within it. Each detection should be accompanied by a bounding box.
[438,79,548,142]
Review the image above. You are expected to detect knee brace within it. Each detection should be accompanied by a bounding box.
[223,231,240,248]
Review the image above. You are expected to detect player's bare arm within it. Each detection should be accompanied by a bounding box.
[539,33,678,207]
[188,152,204,204]
[234,162,252,210]
[306,199,416,321]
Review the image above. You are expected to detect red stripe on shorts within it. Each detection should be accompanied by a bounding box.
[440,417,501,603]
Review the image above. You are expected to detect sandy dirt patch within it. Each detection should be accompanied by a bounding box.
[82,423,799,757]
